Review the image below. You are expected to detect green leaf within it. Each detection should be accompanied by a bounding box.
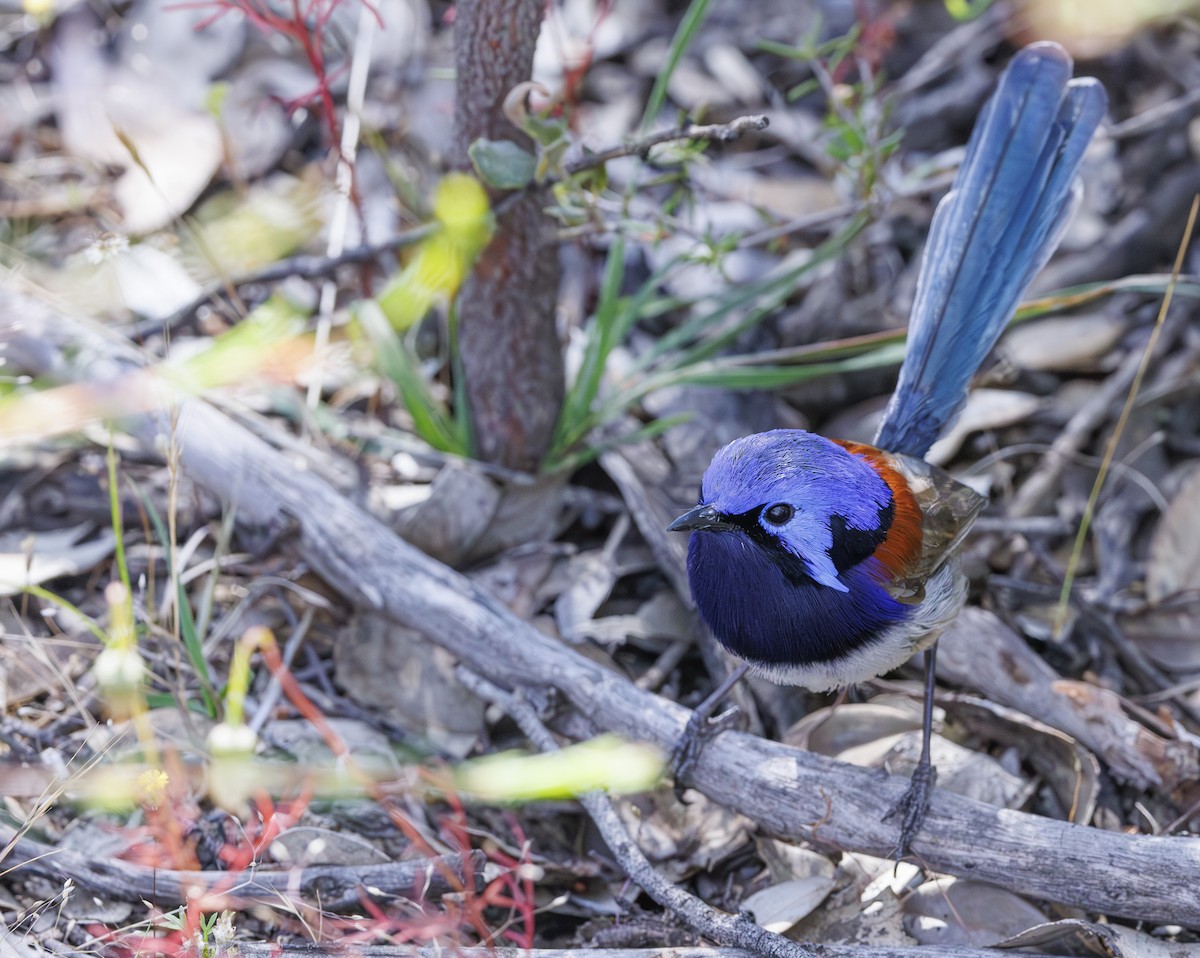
[524,113,570,148]
[534,133,571,181]
[786,78,820,102]
[468,138,536,190]
[548,236,629,459]
[944,0,995,20]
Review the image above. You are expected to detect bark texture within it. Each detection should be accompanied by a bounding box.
[453,0,564,471]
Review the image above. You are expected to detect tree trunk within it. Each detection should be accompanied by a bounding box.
[452,0,564,472]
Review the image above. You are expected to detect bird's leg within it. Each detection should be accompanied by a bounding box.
[883,643,939,859]
[670,662,750,794]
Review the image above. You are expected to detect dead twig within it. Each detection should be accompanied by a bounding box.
[136,113,770,343]
[0,824,484,912]
[130,223,437,341]
[137,392,1200,926]
[563,115,770,177]
[455,668,816,958]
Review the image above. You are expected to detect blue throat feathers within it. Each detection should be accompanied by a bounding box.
[685,495,910,667]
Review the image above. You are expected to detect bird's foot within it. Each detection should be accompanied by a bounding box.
[882,758,936,860]
[669,663,749,798]
[670,703,742,798]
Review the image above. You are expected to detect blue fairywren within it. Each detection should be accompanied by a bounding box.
[668,43,1106,856]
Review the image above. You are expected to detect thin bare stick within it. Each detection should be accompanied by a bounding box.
[0,824,483,912]
[563,115,770,176]
[455,668,816,958]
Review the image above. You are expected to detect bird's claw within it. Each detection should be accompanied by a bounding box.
[669,705,741,799]
[883,759,936,861]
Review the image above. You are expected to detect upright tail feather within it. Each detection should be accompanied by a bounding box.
[875,42,1107,459]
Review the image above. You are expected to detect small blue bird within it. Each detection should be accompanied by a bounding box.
[668,43,1106,855]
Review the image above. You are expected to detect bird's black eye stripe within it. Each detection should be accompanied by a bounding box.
[763,503,794,525]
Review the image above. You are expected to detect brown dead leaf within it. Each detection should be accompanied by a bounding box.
[858,732,1033,811]
[334,612,484,759]
[616,786,754,881]
[996,917,1185,957]
[742,876,836,933]
[945,695,1101,825]
[1146,465,1200,603]
[784,700,928,755]
[904,877,1046,948]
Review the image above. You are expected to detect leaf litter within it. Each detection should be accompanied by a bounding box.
[2,0,1200,955]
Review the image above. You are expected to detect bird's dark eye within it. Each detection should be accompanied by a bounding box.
[763,503,794,525]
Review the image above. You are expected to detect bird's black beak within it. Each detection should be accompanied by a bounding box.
[667,504,731,533]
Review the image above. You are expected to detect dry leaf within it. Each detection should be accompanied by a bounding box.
[1002,313,1126,372]
[927,389,1040,464]
[616,786,754,880]
[334,612,484,759]
[742,876,836,933]
[904,877,1046,948]
[0,524,116,595]
[1146,466,1200,603]
[269,826,391,867]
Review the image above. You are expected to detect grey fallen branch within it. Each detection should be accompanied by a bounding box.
[6,291,1200,927]
[456,668,815,958]
[0,825,484,912]
[938,607,1197,792]
[135,395,1200,927]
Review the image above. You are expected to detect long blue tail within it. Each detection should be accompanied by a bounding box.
[875,42,1107,459]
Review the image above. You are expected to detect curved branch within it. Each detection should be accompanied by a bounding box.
[4,289,1197,927]
[135,396,1200,928]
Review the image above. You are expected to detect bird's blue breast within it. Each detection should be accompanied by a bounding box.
[686,527,910,666]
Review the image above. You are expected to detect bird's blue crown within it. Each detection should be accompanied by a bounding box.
[700,431,893,593]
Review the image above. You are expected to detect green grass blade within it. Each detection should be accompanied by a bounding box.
[357,300,467,455]
[547,413,692,474]
[106,435,132,597]
[635,211,869,374]
[176,578,218,719]
[602,340,907,417]
[558,235,627,442]
[550,241,698,461]
[1014,274,1200,320]
[640,0,713,131]
[22,585,108,644]
[447,301,475,456]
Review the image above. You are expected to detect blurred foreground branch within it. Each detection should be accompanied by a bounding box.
[144,386,1200,925]
[0,824,483,912]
